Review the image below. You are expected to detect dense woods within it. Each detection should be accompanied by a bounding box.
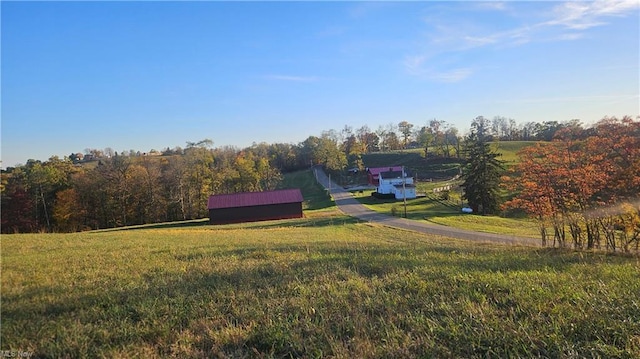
[1,133,351,232]
[2,143,290,232]
[2,115,639,252]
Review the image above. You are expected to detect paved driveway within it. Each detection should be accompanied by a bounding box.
[313,167,540,247]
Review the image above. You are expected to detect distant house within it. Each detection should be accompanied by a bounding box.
[377,169,416,200]
[208,189,304,225]
[367,166,403,186]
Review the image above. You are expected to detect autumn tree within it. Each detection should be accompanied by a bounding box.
[398,121,414,148]
[503,141,575,247]
[356,125,379,153]
[504,116,640,251]
[268,143,302,172]
[53,188,85,232]
[20,157,75,231]
[161,155,188,220]
[1,179,36,233]
[383,131,402,151]
[415,126,434,157]
[300,134,347,171]
[378,123,402,151]
[182,142,215,219]
[585,116,640,251]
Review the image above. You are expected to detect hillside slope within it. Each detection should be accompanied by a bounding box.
[2,222,638,358]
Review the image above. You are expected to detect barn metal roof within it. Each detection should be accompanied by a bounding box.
[367,166,403,176]
[207,189,304,209]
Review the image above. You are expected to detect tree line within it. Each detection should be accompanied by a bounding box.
[502,116,640,252]
[3,115,637,236]
[1,132,356,232]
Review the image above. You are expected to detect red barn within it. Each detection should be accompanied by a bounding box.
[208,189,304,225]
[367,166,403,186]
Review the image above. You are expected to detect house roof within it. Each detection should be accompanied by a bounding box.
[367,166,403,176]
[379,170,410,179]
[208,189,304,210]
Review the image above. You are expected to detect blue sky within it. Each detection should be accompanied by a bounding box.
[2,1,638,167]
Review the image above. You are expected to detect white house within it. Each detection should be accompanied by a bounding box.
[377,168,417,200]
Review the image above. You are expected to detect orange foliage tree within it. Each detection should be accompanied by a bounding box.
[503,116,640,251]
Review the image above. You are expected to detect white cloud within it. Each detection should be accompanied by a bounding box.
[545,0,640,30]
[463,35,500,47]
[404,0,639,79]
[461,0,636,47]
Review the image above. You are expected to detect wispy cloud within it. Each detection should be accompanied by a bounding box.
[404,55,429,77]
[455,1,628,50]
[403,55,473,83]
[489,0,640,44]
[263,75,320,82]
[545,0,640,30]
[432,68,474,83]
[404,0,639,79]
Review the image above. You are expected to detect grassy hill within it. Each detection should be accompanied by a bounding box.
[362,150,462,181]
[2,218,638,357]
[361,141,537,181]
[278,168,335,211]
[490,140,538,164]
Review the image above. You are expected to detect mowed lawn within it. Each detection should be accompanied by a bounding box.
[353,192,542,239]
[2,217,639,358]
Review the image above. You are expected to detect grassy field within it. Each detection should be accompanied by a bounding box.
[2,216,639,358]
[360,141,536,182]
[353,191,541,239]
[490,141,538,165]
[361,150,462,181]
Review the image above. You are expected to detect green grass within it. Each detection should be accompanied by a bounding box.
[279,169,335,212]
[490,141,537,165]
[361,151,462,181]
[2,217,639,358]
[426,214,541,238]
[355,192,460,218]
[360,141,536,181]
[353,191,541,238]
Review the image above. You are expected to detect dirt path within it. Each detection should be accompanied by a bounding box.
[313,167,540,247]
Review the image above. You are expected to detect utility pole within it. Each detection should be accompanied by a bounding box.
[402,166,407,218]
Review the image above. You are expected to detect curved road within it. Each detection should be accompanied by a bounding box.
[313,167,540,247]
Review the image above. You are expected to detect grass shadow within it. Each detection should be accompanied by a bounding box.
[92,219,210,232]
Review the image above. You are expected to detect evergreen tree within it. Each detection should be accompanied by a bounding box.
[460,131,504,215]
